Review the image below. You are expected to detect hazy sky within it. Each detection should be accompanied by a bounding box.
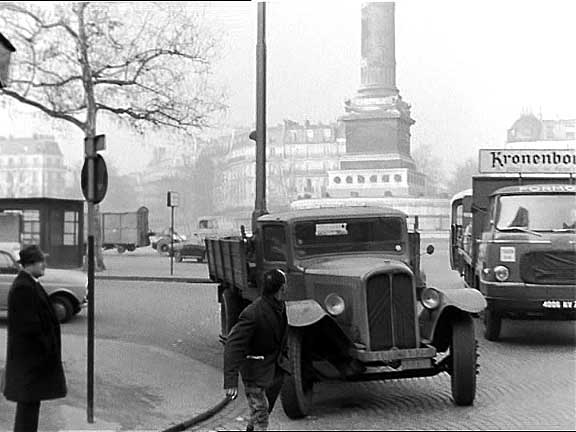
[1,0,575,175]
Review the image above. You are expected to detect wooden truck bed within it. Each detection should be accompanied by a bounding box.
[205,237,251,291]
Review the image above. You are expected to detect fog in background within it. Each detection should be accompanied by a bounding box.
[1,0,575,175]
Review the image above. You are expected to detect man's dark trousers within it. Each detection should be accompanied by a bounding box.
[14,401,41,432]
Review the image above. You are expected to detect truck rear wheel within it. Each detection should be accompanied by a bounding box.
[281,329,314,419]
[219,288,243,344]
[484,306,502,341]
[450,316,477,406]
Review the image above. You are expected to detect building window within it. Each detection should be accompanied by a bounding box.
[346,176,353,184]
[350,191,359,197]
[22,210,41,245]
[382,175,390,182]
[394,174,402,183]
[370,175,377,183]
[357,175,365,183]
[306,129,314,141]
[333,176,341,184]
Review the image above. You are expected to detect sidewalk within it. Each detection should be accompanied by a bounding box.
[0,330,231,431]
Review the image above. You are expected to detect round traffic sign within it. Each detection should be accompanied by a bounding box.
[81,154,108,204]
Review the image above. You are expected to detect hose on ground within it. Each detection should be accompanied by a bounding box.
[160,395,234,432]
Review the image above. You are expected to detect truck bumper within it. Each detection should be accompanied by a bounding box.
[480,280,576,317]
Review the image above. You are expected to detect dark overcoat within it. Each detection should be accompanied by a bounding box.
[224,296,290,389]
[2,271,67,402]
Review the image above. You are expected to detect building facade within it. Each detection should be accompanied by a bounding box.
[0,134,67,198]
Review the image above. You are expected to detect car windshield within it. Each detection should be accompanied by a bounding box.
[496,194,576,231]
[293,217,404,258]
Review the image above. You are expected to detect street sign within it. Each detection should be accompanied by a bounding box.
[81,154,108,204]
[167,191,180,207]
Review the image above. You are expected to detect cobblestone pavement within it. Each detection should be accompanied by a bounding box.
[198,319,576,431]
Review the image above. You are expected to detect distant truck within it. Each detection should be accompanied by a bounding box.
[101,207,151,253]
[0,212,22,257]
[450,149,576,341]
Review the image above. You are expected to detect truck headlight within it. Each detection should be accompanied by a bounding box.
[421,287,441,310]
[494,265,510,282]
[324,293,345,316]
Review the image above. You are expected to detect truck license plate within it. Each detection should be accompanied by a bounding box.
[542,300,576,309]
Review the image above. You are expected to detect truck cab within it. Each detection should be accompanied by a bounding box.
[451,180,576,341]
[207,205,486,418]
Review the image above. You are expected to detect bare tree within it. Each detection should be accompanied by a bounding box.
[412,142,446,196]
[0,1,226,269]
[447,157,478,196]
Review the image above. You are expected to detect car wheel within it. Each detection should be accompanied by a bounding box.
[51,295,74,323]
[281,329,314,419]
[127,245,136,252]
[483,305,502,341]
[450,315,477,406]
[157,241,170,255]
[219,287,244,344]
[117,245,126,254]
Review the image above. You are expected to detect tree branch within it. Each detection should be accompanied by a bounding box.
[0,88,86,131]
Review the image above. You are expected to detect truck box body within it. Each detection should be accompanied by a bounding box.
[101,207,149,249]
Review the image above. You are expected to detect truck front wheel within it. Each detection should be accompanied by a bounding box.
[450,316,477,406]
[484,306,502,341]
[281,329,314,419]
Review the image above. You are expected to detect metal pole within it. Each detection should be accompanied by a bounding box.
[170,205,174,276]
[252,1,267,233]
[86,153,95,423]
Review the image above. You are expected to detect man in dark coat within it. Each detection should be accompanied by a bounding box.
[2,245,67,432]
[224,269,290,431]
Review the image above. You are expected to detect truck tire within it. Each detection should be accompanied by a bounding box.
[484,306,502,341]
[219,288,244,344]
[281,329,314,419]
[117,245,126,254]
[450,316,477,406]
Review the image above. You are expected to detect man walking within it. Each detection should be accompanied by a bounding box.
[2,245,67,432]
[224,269,290,431]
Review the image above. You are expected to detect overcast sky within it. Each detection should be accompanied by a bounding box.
[1,0,575,175]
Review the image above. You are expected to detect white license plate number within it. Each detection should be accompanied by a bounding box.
[542,300,576,309]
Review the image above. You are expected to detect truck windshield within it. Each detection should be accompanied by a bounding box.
[496,194,576,231]
[293,217,404,258]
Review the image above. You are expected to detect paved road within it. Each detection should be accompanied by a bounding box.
[40,240,576,430]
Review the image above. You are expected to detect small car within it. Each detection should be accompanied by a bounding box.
[0,248,88,323]
[170,234,207,263]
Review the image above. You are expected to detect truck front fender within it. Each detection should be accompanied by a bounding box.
[286,299,328,327]
[419,287,486,351]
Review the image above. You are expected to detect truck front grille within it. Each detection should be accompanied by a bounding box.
[520,251,576,285]
[366,273,417,350]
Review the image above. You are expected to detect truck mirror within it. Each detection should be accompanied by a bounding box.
[462,196,473,213]
[426,245,435,255]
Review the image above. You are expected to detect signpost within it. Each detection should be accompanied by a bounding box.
[167,191,179,276]
[82,134,106,424]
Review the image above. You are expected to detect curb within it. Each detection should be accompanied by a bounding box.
[95,276,213,284]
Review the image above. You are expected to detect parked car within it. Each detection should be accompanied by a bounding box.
[149,228,187,254]
[170,234,207,262]
[0,248,87,323]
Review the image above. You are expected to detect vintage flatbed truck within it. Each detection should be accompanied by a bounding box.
[206,205,486,418]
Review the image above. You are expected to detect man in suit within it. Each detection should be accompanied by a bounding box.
[2,245,67,432]
[224,269,290,431]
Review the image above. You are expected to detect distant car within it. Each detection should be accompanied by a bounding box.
[0,248,88,323]
[150,229,187,254]
[170,236,207,263]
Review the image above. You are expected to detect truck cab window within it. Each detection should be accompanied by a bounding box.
[263,225,287,262]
